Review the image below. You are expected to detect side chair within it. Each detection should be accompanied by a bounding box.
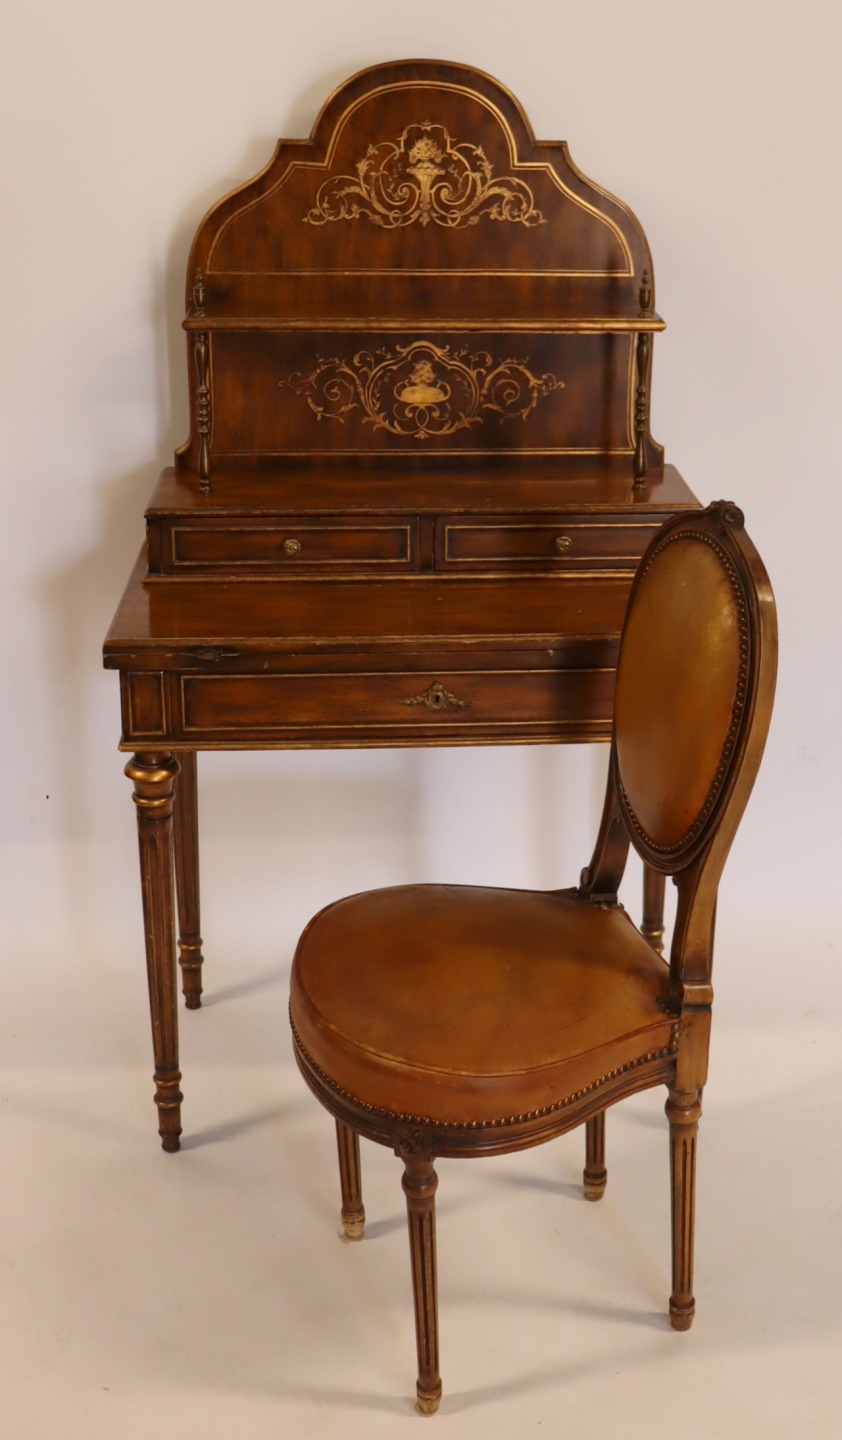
[289,500,777,1414]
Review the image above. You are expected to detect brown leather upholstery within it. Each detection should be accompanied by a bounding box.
[614,533,744,851]
[291,884,674,1124]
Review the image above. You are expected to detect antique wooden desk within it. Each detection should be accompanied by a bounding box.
[103,61,699,1151]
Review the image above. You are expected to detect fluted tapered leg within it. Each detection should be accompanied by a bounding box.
[336,1122,365,1239]
[642,866,666,954]
[173,749,204,1009]
[665,1087,702,1330]
[584,1110,607,1200]
[402,1154,442,1415]
[126,752,183,1152]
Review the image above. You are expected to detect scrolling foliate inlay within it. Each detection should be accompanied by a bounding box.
[280,341,564,440]
[305,122,545,230]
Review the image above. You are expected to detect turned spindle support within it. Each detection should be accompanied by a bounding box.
[192,266,206,314]
[194,329,211,490]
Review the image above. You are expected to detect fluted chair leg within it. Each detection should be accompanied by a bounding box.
[402,1154,442,1415]
[336,1122,365,1240]
[665,1088,702,1330]
[583,1110,607,1200]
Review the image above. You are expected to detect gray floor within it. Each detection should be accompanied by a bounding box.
[2,919,840,1439]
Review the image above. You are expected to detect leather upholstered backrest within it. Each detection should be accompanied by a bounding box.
[613,502,775,869]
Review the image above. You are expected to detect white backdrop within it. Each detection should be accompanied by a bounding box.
[3,6,842,1436]
[2,1,840,1041]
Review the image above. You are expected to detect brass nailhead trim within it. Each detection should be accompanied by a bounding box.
[289,1011,677,1131]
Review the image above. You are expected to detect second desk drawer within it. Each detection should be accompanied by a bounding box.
[167,519,418,572]
[437,518,663,570]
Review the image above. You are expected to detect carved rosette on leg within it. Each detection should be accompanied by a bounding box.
[173,750,204,1009]
[336,1121,365,1240]
[125,752,183,1152]
[665,1087,702,1330]
[584,1110,607,1200]
[400,1141,442,1415]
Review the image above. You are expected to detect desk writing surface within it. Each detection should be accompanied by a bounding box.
[105,546,639,752]
[105,547,632,655]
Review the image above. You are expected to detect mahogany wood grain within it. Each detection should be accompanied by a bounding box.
[106,553,641,654]
[166,518,418,573]
[146,462,697,519]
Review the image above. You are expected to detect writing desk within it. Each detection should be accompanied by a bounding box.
[103,61,699,1150]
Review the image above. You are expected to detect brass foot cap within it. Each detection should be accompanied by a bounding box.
[342,1211,366,1241]
[161,1134,181,1154]
[669,1302,695,1332]
[583,1167,607,1200]
[415,1389,442,1415]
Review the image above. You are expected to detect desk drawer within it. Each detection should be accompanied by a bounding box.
[176,667,615,745]
[436,516,663,571]
[163,518,419,573]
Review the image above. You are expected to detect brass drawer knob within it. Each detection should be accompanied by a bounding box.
[554,534,573,554]
[282,537,302,557]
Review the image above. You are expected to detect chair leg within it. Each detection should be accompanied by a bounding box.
[665,1087,702,1330]
[335,1121,365,1240]
[402,1154,442,1415]
[584,1110,607,1200]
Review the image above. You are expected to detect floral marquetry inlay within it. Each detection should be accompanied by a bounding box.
[305,122,545,229]
[280,341,564,441]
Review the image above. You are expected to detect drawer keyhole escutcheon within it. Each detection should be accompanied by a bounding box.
[554,535,573,555]
[283,538,302,557]
[401,682,468,713]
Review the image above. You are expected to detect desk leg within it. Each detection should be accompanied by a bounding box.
[642,866,666,955]
[173,750,204,1009]
[125,752,183,1152]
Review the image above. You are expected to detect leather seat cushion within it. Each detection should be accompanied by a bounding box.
[290,884,675,1126]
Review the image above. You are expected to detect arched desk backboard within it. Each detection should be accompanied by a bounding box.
[174,59,665,482]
